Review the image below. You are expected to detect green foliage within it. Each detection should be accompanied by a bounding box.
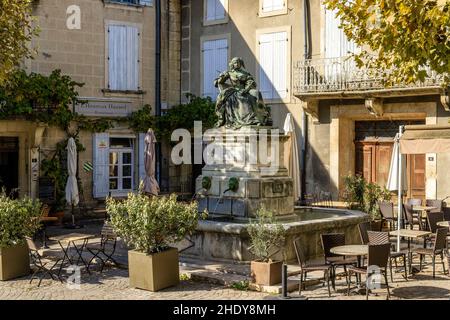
[179,273,191,281]
[0,0,39,85]
[127,94,217,141]
[324,0,450,85]
[342,174,392,220]
[247,207,286,263]
[107,193,207,254]
[230,280,250,291]
[0,192,42,248]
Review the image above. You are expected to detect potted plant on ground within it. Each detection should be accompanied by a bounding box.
[0,192,42,280]
[106,189,206,292]
[247,206,286,286]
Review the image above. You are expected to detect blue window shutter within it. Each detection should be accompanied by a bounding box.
[93,133,110,198]
[138,133,146,190]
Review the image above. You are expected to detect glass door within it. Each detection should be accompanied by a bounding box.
[109,149,133,195]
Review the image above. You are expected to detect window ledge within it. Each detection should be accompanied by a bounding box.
[102,89,146,95]
[103,1,146,12]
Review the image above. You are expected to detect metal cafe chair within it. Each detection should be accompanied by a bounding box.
[86,222,119,272]
[25,237,64,287]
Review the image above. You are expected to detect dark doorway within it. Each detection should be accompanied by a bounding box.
[0,137,19,197]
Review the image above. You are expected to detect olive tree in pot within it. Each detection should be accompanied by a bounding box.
[247,207,286,286]
[0,193,41,280]
[107,192,205,292]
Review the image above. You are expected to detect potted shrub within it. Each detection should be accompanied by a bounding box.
[107,191,205,292]
[342,174,392,231]
[0,192,42,280]
[247,207,286,286]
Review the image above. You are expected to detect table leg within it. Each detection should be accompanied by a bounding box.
[71,239,91,274]
[42,226,48,249]
[57,241,73,276]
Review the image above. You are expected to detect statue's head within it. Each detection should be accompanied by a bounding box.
[229,57,245,71]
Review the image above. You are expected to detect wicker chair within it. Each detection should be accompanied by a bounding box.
[426,199,443,214]
[346,243,391,300]
[320,233,357,289]
[403,203,422,230]
[378,201,397,230]
[358,222,371,245]
[293,238,332,297]
[412,227,447,278]
[407,198,422,206]
[367,231,407,282]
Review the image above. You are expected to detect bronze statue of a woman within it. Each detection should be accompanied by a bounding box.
[214,57,272,129]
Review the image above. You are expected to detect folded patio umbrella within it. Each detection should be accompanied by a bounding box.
[386,133,407,193]
[143,129,160,196]
[65,137,79,225]
[283,113,301,202]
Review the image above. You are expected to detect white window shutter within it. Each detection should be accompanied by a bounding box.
[215,0,226,20]
[206,0,216,20]
[259,33,274,100]
[273,32,287,99]
[202,38,228,99]
[138,133,146,189]
[262,0,273,12]
[93,133,110,198]
[108,24,139,91]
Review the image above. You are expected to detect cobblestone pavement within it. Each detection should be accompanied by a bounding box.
[2,221,447,300]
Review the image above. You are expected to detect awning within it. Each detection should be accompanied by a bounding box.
[400,125,450,154]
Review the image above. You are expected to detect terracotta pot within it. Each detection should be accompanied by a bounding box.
[250,260,282,286]
[128,247,179,292]
[0,243,30,281]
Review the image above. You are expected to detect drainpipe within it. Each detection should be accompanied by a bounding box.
[301,0,312,203]
[155,0,162,186]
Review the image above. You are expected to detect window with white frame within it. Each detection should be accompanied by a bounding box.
[107,23,140,91]
[202,38,228,98]
[261,0,286,14]
[204,0,227,23]
[258,31,288,101]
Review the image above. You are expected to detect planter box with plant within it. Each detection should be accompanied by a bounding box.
[247,207,286,286]
[342,174,392,230]
[0,193,42,280]
[107,191,206,292]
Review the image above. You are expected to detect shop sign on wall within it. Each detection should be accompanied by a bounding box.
[75,97,132,117]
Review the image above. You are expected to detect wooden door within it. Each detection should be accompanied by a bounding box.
[407,154,426,200]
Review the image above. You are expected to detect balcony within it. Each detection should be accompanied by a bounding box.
[293,56,444,100]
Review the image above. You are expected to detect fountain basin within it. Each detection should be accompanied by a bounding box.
[183,206,369,262]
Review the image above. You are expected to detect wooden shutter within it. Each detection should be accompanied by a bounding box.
[273,31,287,99]
[215,0,226,20]
[93,133,110,198]
[259,33,274,100]
[325,9,341,59]
[206,0,216,21]
[202,38,228,98]
[138,133,146,189]
[108,24,139,90]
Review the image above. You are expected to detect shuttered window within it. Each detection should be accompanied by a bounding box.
[93,133,110,198]
[325,9,356,58]
[108,24,140,91]
[205,0,226,21]
[262,0,285,12]
[258,31,288,100]
[202,38,228,99]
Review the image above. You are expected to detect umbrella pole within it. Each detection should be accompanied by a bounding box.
[72,203,75,226]
[397,126,404,253]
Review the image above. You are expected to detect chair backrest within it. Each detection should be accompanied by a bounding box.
[101,221,117,240]
[407,198,422,206]
[321,233,345,258]
[403,204,416,229]
[367,231,390,245]
[367,243,391,269]
[358,222,371,245]
[293,238,307,267]
[426,199,443,213]
[433,228,448,252]
[427,211,444,233]
[378,201,394,219]
[40,204,51,217]
[25,236,39,252]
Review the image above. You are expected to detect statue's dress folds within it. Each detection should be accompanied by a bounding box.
[214,68,272,130]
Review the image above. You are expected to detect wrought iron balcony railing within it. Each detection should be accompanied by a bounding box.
[293,56,443,97]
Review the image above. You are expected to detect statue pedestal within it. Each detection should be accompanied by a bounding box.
[196,127,294,218]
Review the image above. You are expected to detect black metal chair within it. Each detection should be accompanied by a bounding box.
[367,231,407,282]
[25,237,64,287]
[346,243,391,300]
[293,238,332,297]
[412,227,447,278]
[86,222,119,272]
[320,233,357,289]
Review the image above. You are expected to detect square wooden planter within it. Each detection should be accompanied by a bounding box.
[128,247,179,292]
[0,243,30,281]
[250,260,282,286]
